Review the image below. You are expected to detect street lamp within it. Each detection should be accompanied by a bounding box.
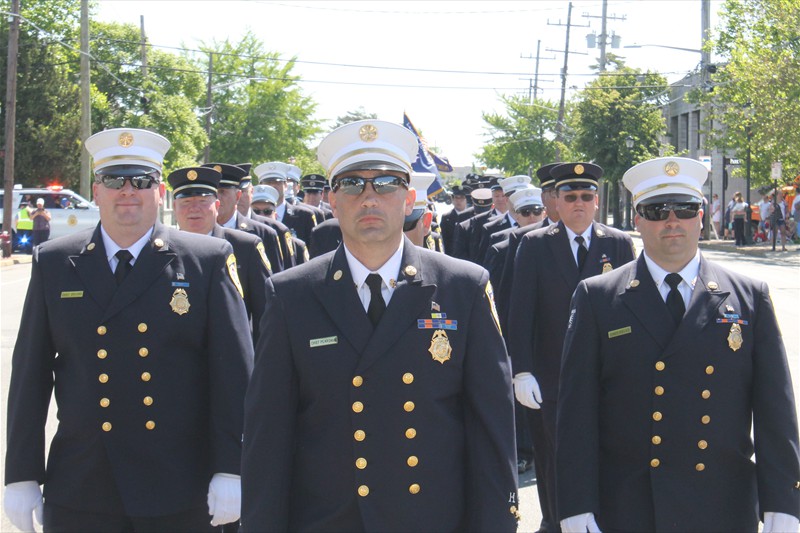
[623,43,703,54]
[624,136,634,230]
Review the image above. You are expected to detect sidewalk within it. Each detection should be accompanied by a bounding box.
[0,253,32,267]
[626,230,800,259]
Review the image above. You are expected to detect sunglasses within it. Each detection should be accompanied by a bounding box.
[403,216,422,232]
[516,206,544,217]
[332,175,408,195]
[561,192,596,203]
[98,175,160,190]
[636,203,701,221]
[252,207,275,216]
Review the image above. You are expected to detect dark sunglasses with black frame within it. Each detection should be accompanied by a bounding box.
[331,175,409,195]
[516,206,545,217]
[96,173,161,190]
[252,207,275,216]
[636,202,701,221]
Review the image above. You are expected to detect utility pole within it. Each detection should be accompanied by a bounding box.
[2,0,20,258]
[520,41,555,102]
[79,0,91,199]
[139,16,149,114]
[204,52,213,163]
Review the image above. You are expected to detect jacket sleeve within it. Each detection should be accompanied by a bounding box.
[507,236,538,376]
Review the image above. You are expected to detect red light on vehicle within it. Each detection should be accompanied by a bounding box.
[46,184,63,191]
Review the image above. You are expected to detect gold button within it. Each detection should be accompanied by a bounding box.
[141,372,151,382]
[352,401,364,413]
[138,323,148,333]
[139,347,149,358]
[655,361,665,371]
[407,456,419,467]
[698,440,708,450]
[352,376,363,387]
[652,411,662,421]
[145,420,155,430]
[355,458,367,469]
[98,373,109,384]
[654,386,664,396]
[705,365,714,375]
[701,415,711,424]
[650,458,660,468]
[652,435,662,445]
[97,325,107,335]
[354,430,366,442]
[358,485,369,497]
[696,463,705,471]
[97,349,108,359]
[143,396,154,406]
[100,398,110,408]
[405,428,417,439]
[409,483,421,494]
[404,401,415,412]
[102,422,112,432]
[702,389,711,399]
[402,373,414,384]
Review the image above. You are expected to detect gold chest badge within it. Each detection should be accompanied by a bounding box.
[728,323,743,351]
[429,330,452,364]
[602,262,613,274]
[170,288,190,315]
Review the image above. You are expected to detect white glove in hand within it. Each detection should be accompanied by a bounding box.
[561,512,602,533]
[4,481,43,532]
[207,473,241,526]
[762,511,799,533]
[513,372,543,409]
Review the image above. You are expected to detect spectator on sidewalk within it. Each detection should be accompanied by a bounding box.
[29,198,51,248]
[711,193,722,238]
[730,191,748,246]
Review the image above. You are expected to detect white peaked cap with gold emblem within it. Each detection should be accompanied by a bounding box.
[500,175,532,195]
[510,186,543,209]
[623,157,708,207]
[286,164,302,183]
[317,119,418,179]
[84,128,170,173]
[410,172,436,209]
[254,161,291,183]
[252,184,280,205]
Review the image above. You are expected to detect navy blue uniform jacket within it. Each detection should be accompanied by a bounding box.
[241,238,519,532]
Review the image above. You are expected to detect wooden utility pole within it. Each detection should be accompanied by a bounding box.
[79,0,91,199]
[554,2,573,162]
[204,52,213,163]
[2,0,21,257]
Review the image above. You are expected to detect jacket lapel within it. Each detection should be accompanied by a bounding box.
[356,240,436,373]
[101,224,176,322]
[619,256,675,350]
[663,255,729,357]
[312,247,373,354]
[69,224,116,311]
[547,221,580,288]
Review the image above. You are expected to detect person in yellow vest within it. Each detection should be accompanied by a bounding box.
[13,200,34,253]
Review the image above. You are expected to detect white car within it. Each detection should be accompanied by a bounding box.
[1,185,100,250]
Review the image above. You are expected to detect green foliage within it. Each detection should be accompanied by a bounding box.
[332,107,377,130]
[697,0,800,185]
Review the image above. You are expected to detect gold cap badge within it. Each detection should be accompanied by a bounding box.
[574,164,585,175]
[213,165,222,173]
[187,170,197,181]
[118,132,134,147]
[664,161,680,176]
[359,124,378,142]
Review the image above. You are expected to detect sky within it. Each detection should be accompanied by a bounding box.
[94,0,724,168]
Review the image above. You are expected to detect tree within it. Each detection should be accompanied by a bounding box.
[693,0,800,185]
[572,61,674,227]
[477,95,562,180]
[331,107,377,130]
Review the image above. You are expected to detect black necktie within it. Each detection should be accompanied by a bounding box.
[114,250,133,286]
[665,273,685,325]
[575,236,588,271]
[365,273,386,327]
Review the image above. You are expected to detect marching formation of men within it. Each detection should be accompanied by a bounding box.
[4,120,799,533]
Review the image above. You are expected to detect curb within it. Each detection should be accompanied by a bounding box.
[0,254,33,267]
[697,240,799,258]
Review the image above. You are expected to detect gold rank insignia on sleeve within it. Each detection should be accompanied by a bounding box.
[485,281,502,334]
[170,288,190,315]
[226,254,244,299]
[728,323,743,351]
[285,232,295,256]
[429,330,452,364]
[256,241,271,272]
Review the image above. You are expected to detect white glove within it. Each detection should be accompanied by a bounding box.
[4,481,43,532]
[207,472,241,527]
[513,372,543,409]
[763,511,799,533]
[561,512,602,533]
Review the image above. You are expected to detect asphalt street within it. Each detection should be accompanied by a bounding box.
[0,240,798,532]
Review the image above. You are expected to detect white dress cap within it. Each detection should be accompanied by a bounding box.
[286,164,302,182]
[622,157,708,207]
[254,161,291,183]
[500,175,532,195]
[251,184,280,205]
[509,186,543,209]
[84,128,170,172]
[409,172,436,209]
[317,120,418,178]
